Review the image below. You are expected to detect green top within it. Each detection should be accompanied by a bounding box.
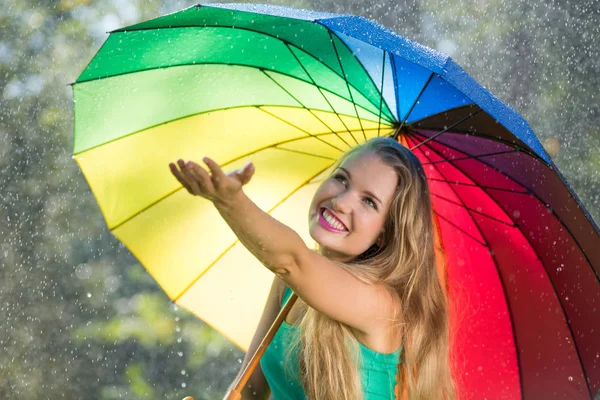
[260,286,402,399]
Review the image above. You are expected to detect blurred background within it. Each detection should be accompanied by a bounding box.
[1,0,598,398]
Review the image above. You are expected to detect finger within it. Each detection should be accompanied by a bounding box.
[173,161,203,196]
[169,162,194,193]
[202,157,226,185]
[187,161,216,194]
[177,160,202,195]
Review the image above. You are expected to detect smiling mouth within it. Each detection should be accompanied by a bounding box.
[319,208,348,232]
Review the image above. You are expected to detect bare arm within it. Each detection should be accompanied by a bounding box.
[215,189,303,276]
[216,190,396,335]
[175,158,396,337]
[225,276,283,400]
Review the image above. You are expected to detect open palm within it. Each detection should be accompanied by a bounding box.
[169,157,254,206]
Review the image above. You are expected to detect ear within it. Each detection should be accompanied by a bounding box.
[376,231,384,247]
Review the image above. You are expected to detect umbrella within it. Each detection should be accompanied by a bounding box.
[71,3,600,399]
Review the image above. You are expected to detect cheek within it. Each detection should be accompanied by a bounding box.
[311,182,336,204]
[356,214,383,235]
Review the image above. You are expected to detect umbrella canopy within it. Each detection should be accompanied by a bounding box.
[71,4,600,399]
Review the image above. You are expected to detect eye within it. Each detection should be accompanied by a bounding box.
[364,198,377,209]
[333,173,347,185]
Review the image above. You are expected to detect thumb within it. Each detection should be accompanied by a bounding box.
[231,162,254,185]
[240,161,254,185]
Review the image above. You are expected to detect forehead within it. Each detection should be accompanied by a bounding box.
[339,151,398,198]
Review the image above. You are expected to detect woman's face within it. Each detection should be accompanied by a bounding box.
[308,150,398,262]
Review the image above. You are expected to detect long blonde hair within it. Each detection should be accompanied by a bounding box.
[285,136,457,400]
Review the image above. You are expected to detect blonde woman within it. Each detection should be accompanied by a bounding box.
[171,137,456,400]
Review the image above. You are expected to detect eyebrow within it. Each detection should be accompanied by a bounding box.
[338,167,383,207]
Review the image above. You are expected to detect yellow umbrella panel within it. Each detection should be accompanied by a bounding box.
[72,6,397,350]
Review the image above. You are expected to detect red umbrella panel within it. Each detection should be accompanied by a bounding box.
[397,112,600,399]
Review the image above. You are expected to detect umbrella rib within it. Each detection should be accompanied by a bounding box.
[174,159,335,302]
[430,192,517,227]
[107,129,377,231]
[73,103,386,156]
[412,131,600,284]
[329,30,366,143]
[411,136,594,396]
[426,177,529,194]
[413,126,545,163]
[93,24,395,120]
[432,211,488,247]
[316,22,396,124]
[259,68,390,126]
[73,61,392,126]
[409,136,526,399]
[272,146,337,161]
[377,51,386,137]
[407,105,544,162]
[390,54,401,121]
[257,106,347,153]
[285,42,356,147]
[259,70,360,152]
[409,109,483,151]
[421,149,522,165]
[396,72,435,135]
[259,71,340,139]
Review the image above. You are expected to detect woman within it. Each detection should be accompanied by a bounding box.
[171,137,456,400]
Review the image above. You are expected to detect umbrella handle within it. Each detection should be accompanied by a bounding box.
[224,291,298,400]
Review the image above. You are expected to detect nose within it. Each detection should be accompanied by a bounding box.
[331,192,352,214]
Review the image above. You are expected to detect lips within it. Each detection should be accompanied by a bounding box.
[320,207,349,231]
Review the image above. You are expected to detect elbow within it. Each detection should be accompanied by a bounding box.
[267,253,298,278]
[271,253,303,282]
[268,233,308,279]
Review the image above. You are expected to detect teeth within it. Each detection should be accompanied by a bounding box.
[323,209,346,231]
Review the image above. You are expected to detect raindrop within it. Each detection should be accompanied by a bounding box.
[86,292,92,298]
[181,382,187,388]
[568,376,573,382]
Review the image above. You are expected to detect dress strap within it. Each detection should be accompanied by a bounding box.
[281,285,293,307]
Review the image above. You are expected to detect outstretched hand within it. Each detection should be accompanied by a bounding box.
[169,157,255,206]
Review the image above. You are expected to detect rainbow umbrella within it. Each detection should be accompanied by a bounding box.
[71,4,600,399]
